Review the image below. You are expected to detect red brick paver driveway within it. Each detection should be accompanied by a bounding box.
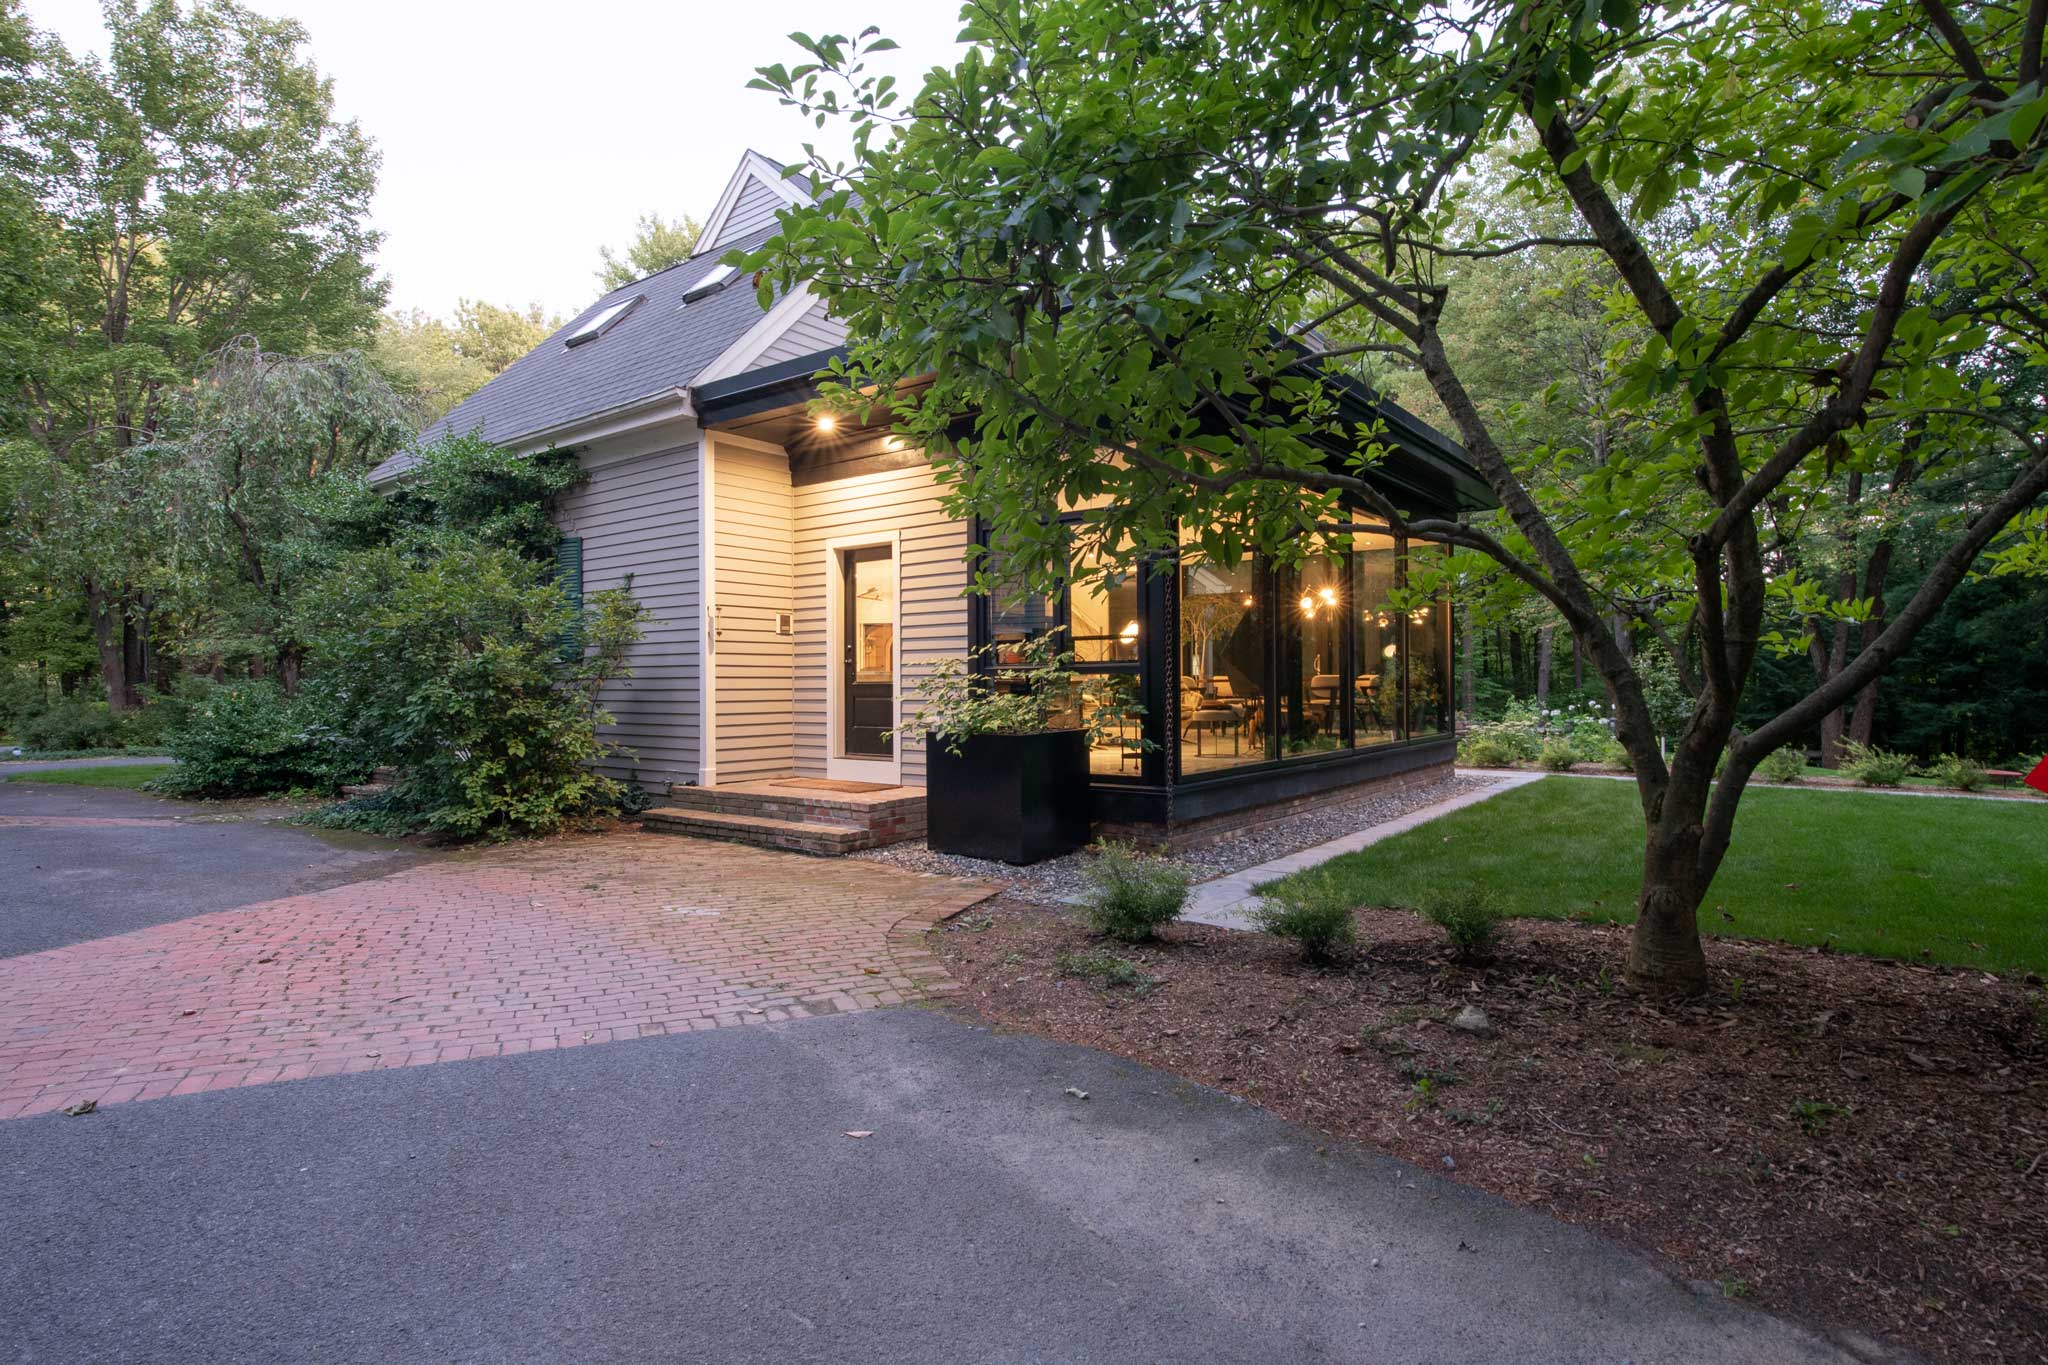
[0,832,993,1120]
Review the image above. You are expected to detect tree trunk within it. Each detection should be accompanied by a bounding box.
[85,581,141,713]
[1628,828,1711,996]
[122,609,145,705]
[1573,635,1585,692]
[278,644,304,696]
[1535,623,1555,712]
[1508,630,1525,695]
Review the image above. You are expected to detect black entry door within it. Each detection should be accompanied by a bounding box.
[842,545,894,758]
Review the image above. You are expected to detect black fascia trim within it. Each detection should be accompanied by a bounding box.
[694,347,848,413]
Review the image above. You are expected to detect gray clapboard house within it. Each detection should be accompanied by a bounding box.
[372,151,1492,853]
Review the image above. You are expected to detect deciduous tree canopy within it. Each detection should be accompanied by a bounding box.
[748,0,2048,994]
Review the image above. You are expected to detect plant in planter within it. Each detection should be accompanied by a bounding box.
[896,631,1151,863]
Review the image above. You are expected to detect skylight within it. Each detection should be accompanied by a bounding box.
[564,294,643,347]
[680,263,738,305]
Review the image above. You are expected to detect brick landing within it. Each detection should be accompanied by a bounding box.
[0,832,994,1120]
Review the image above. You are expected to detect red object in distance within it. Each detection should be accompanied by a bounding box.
[2028,754,2048,796]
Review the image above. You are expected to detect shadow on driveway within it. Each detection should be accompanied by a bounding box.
[0,782,427,957]
[0,1007,1870,1365]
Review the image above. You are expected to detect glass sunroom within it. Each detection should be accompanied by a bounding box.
[971,514,1466,830]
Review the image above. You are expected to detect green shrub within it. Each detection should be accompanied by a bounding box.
[153,681,365,797]
[1924,753,1986,791]
[1538,738,1579,771]
[16,697,125,751]
[1081,840,1190,941]
[1457,734,1520,767]
[1840,742,1915,787]
[1458,707,1541,764]
[1594,737,1633,770]
[1250,870,1359,964]
[1758,746,1807,783]
[1417,886,1506,963]
[1566,719,1612,753]
[297,543,649,840]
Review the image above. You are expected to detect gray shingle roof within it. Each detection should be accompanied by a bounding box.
[369,223,782,483]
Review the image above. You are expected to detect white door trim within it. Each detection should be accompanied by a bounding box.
[824,531,902,785]
[698,433,720,788]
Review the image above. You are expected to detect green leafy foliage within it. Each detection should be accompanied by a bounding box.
[1080,840,1189,941]
[1758,747,1808,784]
[295,544,649,840]
[1538,739,1579,772]
[896,629,1152,758]
[742,0,2048,995]
[2,0,385,710]
[154,681,365,798]
[595,213,702,292]
[1250,870,1360,965]
[1840,743,1916,788]
[1923,753,1986,791]
[1417,887,1506,964]
[14,696,124,751]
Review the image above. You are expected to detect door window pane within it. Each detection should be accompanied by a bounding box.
[1349,529,1401,746]
[843,547,894,757]
[1178,548,1266,774]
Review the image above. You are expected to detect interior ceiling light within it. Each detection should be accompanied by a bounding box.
[1119,620,1140,642]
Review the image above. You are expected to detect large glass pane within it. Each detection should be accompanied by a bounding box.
[1068,543,1141,664]
[1404,545,1452,736]
[1178,545,1267,775]
[1277,557,1346,759]
[1348,529,1401,746]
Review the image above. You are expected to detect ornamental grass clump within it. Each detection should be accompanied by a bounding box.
[1841,742,1916,787]
[1538,738,1579,772]
[1250,869,1360,965]
[1924,753,1986,791]
[1758,746,1807,783]
[1081,840,1189,941]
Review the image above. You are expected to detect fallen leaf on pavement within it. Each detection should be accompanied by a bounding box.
[843,1130,874,1139]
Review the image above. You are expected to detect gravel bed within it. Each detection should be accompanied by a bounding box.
[852,773,1503,904]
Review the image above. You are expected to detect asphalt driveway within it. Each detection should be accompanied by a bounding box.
[0,780,425,957]
[0,789,1882,1363]
[0,1008,1869,1365]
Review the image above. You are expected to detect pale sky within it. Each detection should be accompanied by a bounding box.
[24,0,968,319]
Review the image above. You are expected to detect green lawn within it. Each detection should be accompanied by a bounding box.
[1275,776,2048,975]
[3,762,175,790]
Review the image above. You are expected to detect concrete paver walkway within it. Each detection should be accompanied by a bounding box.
[1183,773,1544,929]
[0,832,993,1119]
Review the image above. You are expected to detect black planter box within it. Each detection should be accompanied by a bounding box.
[924,729,1091,865]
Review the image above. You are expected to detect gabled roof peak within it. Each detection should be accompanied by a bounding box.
[694,149,815,259]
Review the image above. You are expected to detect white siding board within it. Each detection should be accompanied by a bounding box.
[791,462,970,787]
[711,440,797,782]
[553,440,702,789]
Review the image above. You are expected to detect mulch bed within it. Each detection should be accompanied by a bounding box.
[931,896,2048,1364]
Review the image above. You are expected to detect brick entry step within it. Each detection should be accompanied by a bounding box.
[642,780,927,856]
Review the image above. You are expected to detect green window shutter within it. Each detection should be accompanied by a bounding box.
[554,536,585,661]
